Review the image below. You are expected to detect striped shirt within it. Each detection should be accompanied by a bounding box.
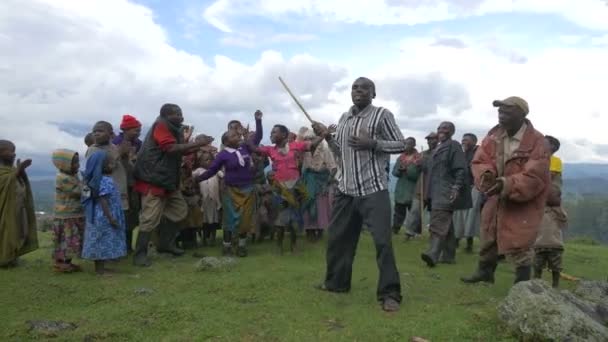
[328,105,406,197]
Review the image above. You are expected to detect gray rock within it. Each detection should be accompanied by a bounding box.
[27,320,77,336]
[498,279,608,342]
[195,257,236,271]
[134,287,154,295]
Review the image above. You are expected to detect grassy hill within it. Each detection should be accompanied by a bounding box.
[1,232,607,341]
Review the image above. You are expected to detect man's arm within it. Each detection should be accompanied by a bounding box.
[375,110,406,153]
[499,138,550,202]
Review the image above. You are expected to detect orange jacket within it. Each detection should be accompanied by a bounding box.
[472,120,550,254]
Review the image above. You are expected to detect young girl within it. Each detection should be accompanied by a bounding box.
[196,111,263,257]
[178,157,204,250]
[193,150,223,247]
[255,125,323,253]
[81,150,127,275]
[51,149,85,273]
[0,140,38,268]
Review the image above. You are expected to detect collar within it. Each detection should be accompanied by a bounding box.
[499,122,527,141]
[348,104,374,118]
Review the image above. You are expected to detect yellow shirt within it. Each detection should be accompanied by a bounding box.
[550,156,563,173]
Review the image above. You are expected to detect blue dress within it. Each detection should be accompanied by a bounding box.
[82,176,127,260]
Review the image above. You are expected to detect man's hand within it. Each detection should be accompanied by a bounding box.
[196,135,214,146]
[312,122,329,138]
[110,217,119,229]
[254,110,263,120]
[118,140,131,157]
[348,136,377,150]
[485,178,504,197]
[328,124,337,134]
[16,159,32,175]
[479,171,496,193]
[449,187,460,203]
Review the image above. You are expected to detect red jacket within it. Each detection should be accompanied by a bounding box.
[472,120,550,254]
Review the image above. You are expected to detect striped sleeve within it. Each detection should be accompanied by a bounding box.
[374,109,406,153]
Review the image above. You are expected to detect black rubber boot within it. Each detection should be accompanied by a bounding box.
[552,271,560,288]
[133,231,152,267]
[392,225,401,235]
[126,228,133,254]
[534,267,543,279]
[514,266,531,284]
[421,234,442,268]
[157,220,185,256]
[461,261,496,284]
[465,237,474,254]
[439,229,457,264]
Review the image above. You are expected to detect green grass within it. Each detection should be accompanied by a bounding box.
[1,232,607,341]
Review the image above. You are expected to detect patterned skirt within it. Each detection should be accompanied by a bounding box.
[222,185,256,235]
[51,217,85,261]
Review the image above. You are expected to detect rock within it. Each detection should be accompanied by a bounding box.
[27,320,77,337]
[498,279,608,342]
[195,257,236,271]
[134,287,154,295]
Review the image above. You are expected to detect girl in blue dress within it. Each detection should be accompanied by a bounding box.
[82,151,126,275]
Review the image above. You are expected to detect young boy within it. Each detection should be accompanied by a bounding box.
[255,125,324,253]
[193,150,223,247]
[196,111,263,257]
[51,149,85,272]
[533,136,568,288]
[0,140,38,267]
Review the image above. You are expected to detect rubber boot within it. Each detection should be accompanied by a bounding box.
[514,266,531,284]
[157,220,185,256]
[551,271,560,288]
[392,225,401,235]
[126,228,133,254]
[465,237,474,254]
[133,231,152,267]
[461,260,496,284]
[421,234,442,267]
[439,229,457,264]
[533,267,543,279]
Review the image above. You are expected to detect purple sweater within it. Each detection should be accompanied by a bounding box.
[197,119,262,187]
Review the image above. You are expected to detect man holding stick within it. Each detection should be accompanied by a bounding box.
[312,77,406,312]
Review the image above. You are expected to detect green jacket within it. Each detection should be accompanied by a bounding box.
[392,160,420,205]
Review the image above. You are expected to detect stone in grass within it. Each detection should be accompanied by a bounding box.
[134,287,155,295]
[195,257,237,271]
[498,279,608,342]
[27,320,77,337]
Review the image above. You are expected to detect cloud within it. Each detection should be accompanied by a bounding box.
[0,0,347,177]
[220,32,318,48]
[203,0,608,32]
[432,37,468,49]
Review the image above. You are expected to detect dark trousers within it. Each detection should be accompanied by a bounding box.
[324,190,402,302]
[392,202,410,228]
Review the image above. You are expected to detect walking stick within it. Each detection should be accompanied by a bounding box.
[419,146,425,231]
[278,76,315,124]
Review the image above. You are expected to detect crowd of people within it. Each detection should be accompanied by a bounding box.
[0,76,567,313]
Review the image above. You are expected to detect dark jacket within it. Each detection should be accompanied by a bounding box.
[425,139,471,211]
[464,145,478,186]
[134,117,183,192]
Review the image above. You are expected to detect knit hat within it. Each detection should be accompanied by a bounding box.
[52,149,78,173]
[120,114,141,130]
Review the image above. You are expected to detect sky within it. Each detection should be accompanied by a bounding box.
[1,0,608,177]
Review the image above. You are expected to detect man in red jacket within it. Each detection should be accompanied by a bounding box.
[461,96,550,285]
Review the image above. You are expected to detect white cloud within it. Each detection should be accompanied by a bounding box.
[203,0,608,32]
[0,0,347,176]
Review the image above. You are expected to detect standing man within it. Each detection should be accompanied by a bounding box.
[391,137,421,235]
[454,133,481,253]
[421,122,470,267]
[312,77,406,312]
[133,103,212,267]
[404,132,438,239]
[461,97,550,285]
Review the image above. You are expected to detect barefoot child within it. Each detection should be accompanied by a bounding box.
[81,151,127,275]
[51,149,85,272]
[255,125,324,253]
[196,111,263,257]
[0,140,38,267]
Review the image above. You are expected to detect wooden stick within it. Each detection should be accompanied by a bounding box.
[278,76,314,123]
[420,145,425,229]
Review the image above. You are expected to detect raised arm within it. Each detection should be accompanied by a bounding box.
[195,154,225,182]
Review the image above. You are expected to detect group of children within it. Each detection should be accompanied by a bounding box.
[0,110,338,275]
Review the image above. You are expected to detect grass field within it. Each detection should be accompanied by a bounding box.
[1,231,607,341]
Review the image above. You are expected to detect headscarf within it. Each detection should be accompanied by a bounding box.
[52,149,78,174]
[82,150,108,223]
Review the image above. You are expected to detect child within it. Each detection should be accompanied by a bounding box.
[193,150,223,247]
[178,157,204,250]
[534,136,568,288]
[255,125,323,253]
[196,111,263,257]
[51,149,85,273]
[81,150,127,275]
[86,121,129,215]
[0,140,38,267]
[84,133,94,148]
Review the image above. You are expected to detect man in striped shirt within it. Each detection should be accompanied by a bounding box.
[312,77,407,312]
